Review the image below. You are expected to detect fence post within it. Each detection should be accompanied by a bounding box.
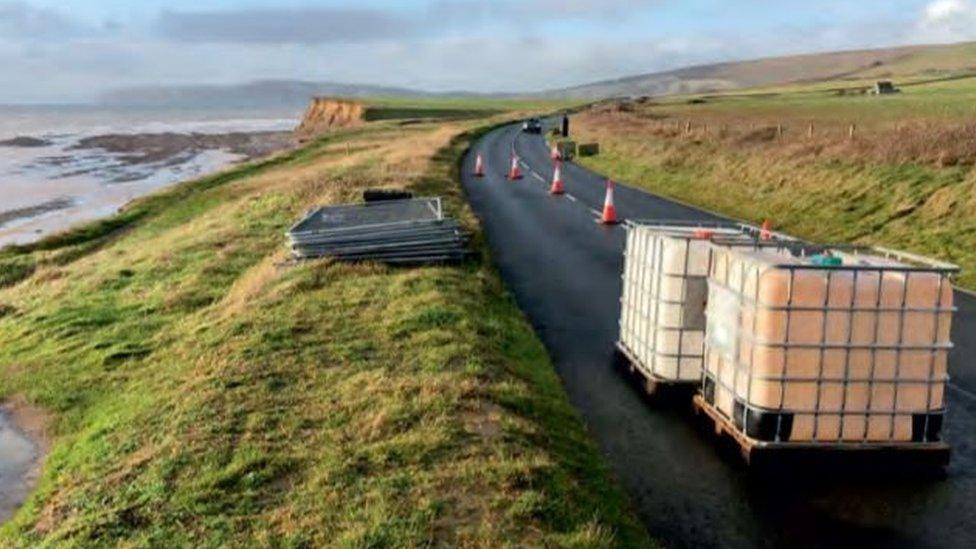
[777,124,783,139]
[849,124,856,140]
[807,123,814,139]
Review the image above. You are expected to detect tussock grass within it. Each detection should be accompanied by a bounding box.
[0,117,648,546]
[572,101,976,288]
[585,109,976,168]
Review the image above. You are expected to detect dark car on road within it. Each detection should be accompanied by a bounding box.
[522,118,543,134]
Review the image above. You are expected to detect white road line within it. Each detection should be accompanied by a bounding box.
[566,194,578,202]
[532,173,545,182]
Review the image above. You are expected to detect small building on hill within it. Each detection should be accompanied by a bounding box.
[872,81,899,95]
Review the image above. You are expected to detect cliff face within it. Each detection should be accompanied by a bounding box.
[295,98,365,142]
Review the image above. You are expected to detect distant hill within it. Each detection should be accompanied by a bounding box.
[99,80,432,108]
[98,41,976,107]
[548,41,976,99]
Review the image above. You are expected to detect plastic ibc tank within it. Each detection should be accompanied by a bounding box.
[703,246,957,445]
[619,222,783,383]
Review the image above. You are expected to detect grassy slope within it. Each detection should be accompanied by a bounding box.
[573,78,976,288]
[561,41,976,100]
[0,112,648,546]
[854,41,976,79]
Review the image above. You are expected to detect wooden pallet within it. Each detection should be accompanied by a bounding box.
[614,342,697,400]
[691,395,952,470]
[691,394,758,463]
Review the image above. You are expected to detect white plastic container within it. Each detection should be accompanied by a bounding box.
[618,221,788,384]
[702,245,957,445]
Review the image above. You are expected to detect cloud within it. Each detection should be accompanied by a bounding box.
[0,0,967,104]
[0,1,84,40]
[155,7,416,45]
[520,0,661,17]
[918,0,976,41]
[156,1,665,46]
[423,0,663,27]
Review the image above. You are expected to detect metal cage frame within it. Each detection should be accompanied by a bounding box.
[701,242,959,449]
[618,220,802,386]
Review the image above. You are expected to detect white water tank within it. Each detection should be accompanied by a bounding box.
[619,222,786,383]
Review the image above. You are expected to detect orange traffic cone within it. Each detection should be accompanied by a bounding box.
[760,219,773,240]
[550,143,561,160]
[549,161,565,195]
[474,153,485,177]
[600,180,619,224]
[508,153,523,180]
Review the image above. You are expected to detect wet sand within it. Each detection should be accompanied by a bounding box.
[0,398,50,524]
[0,137,51,148]
[0,198,75,229]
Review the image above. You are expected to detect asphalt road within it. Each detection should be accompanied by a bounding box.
[461,122,976,548]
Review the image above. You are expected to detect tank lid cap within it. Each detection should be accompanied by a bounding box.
[810,254,843,267]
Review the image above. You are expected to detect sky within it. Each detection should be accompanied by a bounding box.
[0,0,975,103]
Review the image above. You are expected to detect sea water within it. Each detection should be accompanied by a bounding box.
[0,105,300,247]
[0,410,39,523]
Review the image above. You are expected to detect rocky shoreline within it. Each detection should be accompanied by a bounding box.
[0,198,75,230]
[0,137,52,148]
[70,131,294,165]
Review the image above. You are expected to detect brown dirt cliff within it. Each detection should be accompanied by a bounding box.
[294,98,365,142]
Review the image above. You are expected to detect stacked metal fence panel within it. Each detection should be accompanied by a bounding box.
[287,197,470,264]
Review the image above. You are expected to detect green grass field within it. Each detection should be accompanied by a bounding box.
[361,97,581,122]
[574,76,976,288]
[644,72,976,126]
[653,74,976,126]
[0,110,648,546]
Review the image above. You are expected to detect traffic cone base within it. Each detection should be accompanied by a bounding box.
[474,154,485,177]
[508,155,523,180]
[600,180,619,225]
[549,161,565,195]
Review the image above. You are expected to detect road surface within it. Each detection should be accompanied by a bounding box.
[461,122,976,548]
